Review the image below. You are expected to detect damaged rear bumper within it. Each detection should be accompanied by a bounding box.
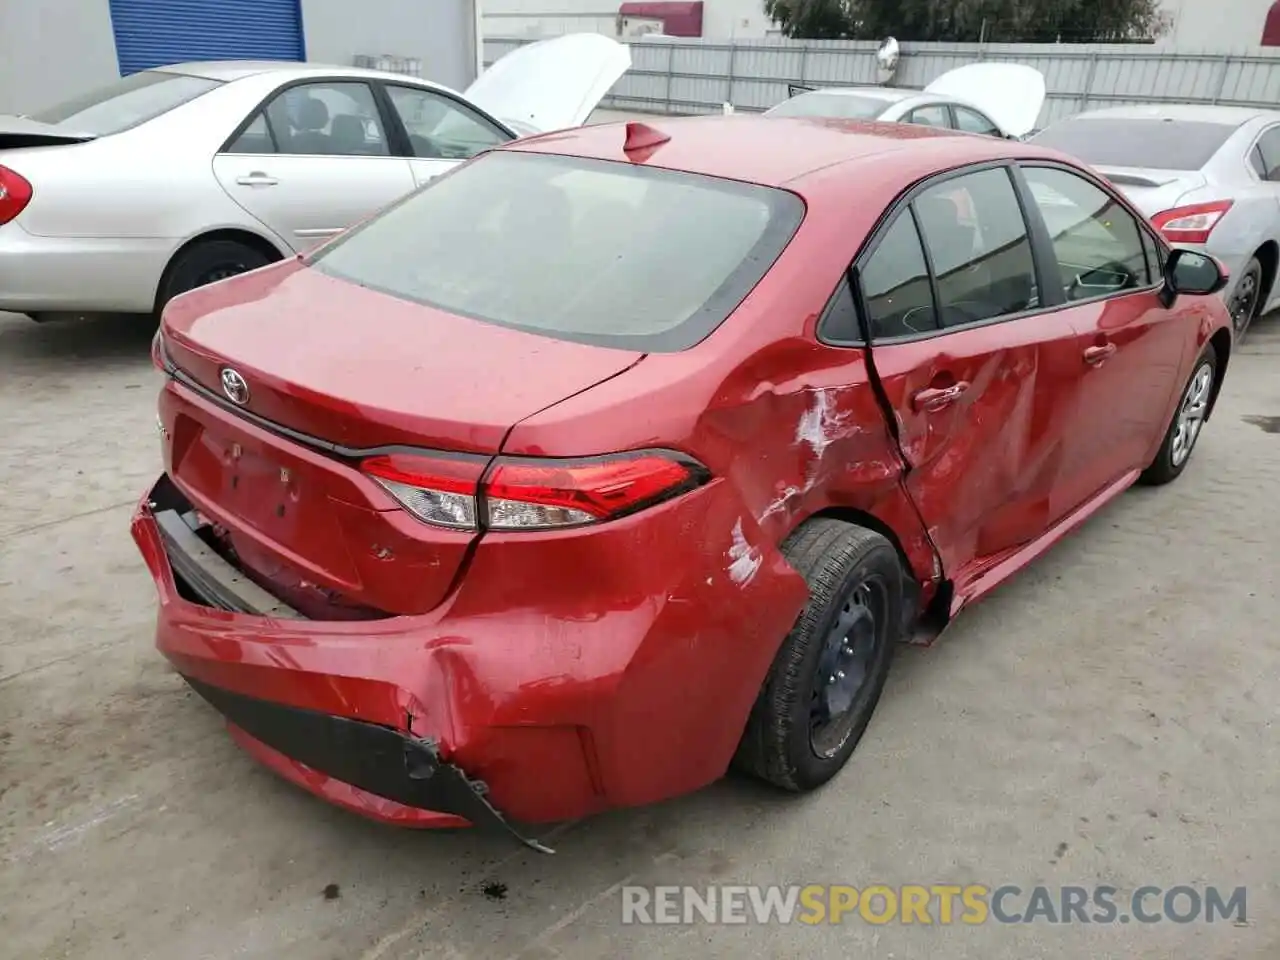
[185,677,554,853]
[130,473,809,846]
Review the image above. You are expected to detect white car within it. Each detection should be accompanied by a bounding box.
[764,63,1046,142]
[0,34,630,322]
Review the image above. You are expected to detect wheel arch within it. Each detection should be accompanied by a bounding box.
[1252,239,1279,309]
[152,228,291,313]
[1205,326,1232,422]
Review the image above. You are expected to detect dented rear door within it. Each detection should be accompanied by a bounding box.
[858,166,1086,587]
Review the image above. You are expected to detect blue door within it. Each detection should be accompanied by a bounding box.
[109,0,305,75]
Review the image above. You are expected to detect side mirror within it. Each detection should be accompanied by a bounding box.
[1159,247,1228,307]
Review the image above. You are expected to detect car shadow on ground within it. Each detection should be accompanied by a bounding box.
[0,312,157,372]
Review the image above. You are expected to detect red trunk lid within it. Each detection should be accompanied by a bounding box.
[158,260,643,616]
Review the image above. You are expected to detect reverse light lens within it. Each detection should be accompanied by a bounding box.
[361,453,482,529]
[1151,200,1233,244]
[360,450,708,531]
[0,165,32,225]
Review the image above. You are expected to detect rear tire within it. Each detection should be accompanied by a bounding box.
[1139,346,1217,486]
[155,239,273,316]
[733,519,902,792]
[1227,256,1263,341]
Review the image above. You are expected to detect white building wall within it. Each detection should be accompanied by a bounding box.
[1159,0,1272,47]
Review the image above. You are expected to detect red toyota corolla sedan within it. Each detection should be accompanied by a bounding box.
[132,115,1233,852]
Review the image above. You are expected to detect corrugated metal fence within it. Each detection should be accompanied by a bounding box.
[484,36,1280,125]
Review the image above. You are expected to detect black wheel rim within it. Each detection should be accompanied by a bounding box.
[809,575,889,758]
[195,261,252,289]
[1228,270,1259,334]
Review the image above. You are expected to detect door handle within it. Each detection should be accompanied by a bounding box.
[235,172,279,186]
[1083,343,1117,365]
[911,381,970,412]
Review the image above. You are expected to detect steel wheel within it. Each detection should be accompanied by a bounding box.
[1170,360,1214,468]
[1227,259,1261,338]
[809,576,890,759]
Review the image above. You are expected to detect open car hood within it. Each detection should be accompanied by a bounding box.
[463,34,631,135]
[0,115,96,148]
[924,63,1046,138]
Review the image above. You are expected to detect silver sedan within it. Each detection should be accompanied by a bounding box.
[1031,103,1280,339]
[0,34,629,322]
[763,63,1046,141]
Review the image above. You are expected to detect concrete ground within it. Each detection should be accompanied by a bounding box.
[1,240,1278,957]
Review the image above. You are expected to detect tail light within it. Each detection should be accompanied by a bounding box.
[1151,200,1232,244]
[0,165,33,225]
[361,449,710,531]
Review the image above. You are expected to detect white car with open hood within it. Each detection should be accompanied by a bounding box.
[763,62,1046,142]
[0,34,631,322]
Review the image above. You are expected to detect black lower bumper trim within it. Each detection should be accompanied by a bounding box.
[185,677,554,853]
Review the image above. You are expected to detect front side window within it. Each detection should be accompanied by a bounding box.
[1021,165,1150,301]
[860,213,937,338]
[911,167,1037,327]
[310,151,805,351]
[385,85,510,160]
[953,106,1001,137]
[228,81,390,157]
[30,71,221,135]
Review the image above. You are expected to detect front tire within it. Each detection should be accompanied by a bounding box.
[734,519,902,792]
[1139,346,1217,486]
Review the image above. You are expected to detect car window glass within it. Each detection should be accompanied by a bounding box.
[385,85,510,160]
[1140,228,1161,285]
[225,112,276,154]
[911,167,1037,327]
[818,276,861,341]
[310,151,804,352]
[1250,145,1268,178]
[252,81,389,157]
[953,106,1000,137]
[1255,127,1280,181]
[764,92,896,121]
[860,212,937,338]
[1030,118,1234,171]
[908,105,949,128]
[29,71,220,136]
[1022,166,1150,301]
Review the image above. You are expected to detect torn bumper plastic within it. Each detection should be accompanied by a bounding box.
[185,677,554,853]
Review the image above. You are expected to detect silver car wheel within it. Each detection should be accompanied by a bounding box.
[1170,361,1213,468]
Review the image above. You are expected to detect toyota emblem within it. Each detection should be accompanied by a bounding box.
[220,367,250,405]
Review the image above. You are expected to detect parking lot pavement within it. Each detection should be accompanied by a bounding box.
[1,307,1277,960]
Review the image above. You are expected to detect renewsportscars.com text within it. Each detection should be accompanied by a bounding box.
[621,884,1248,925]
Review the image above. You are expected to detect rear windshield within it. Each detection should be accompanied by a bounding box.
[1030,118,1237,171]
[310,151,805,351]
[29,71,221,135]
[766,92,894,121]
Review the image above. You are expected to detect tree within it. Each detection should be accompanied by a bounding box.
[765,0,1169,43]
[763,0,856,39]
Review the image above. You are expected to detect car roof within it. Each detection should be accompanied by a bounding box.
[508,114,1063,191]
[153,60,445,87]
[1066,103,1280,126]
[794,86,916,103]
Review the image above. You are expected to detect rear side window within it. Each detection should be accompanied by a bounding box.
[311,151,805,351]
[912,168,1037,327]
[860,213,937,337]
[29,71,220,135]
[1030,118,1236,171]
